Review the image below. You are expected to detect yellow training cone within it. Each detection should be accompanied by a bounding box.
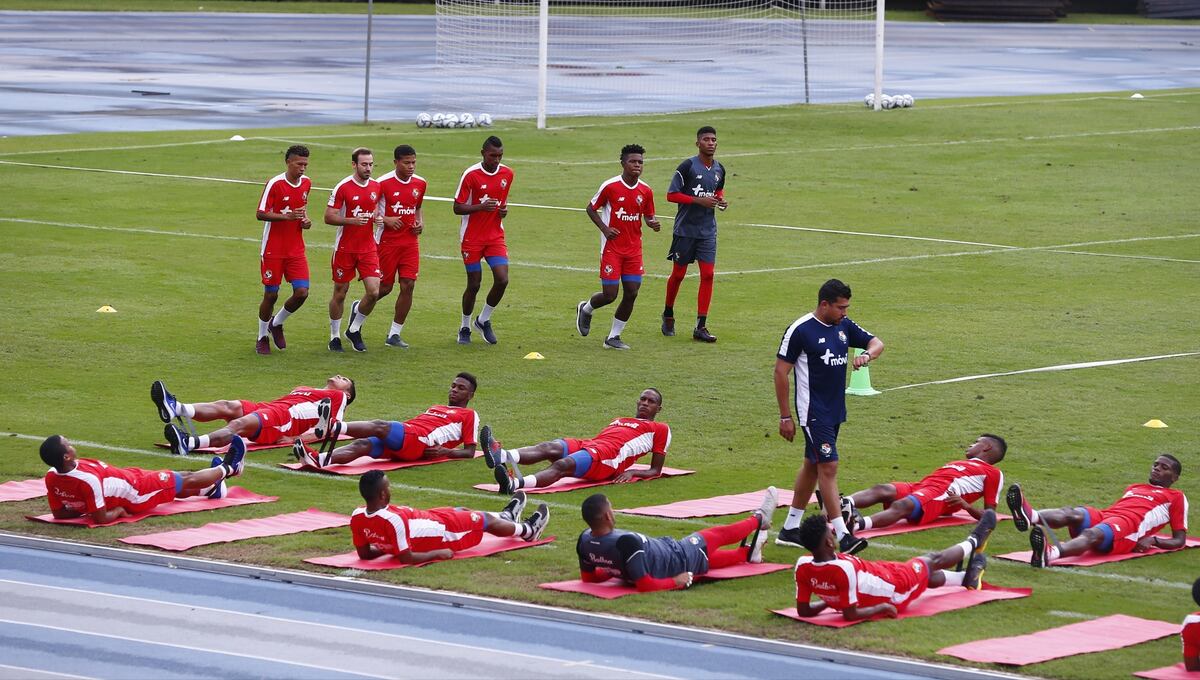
[1142,419,1168,428]
[523,352,545,360]
[96,305,117,313]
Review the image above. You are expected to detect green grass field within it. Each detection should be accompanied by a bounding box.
[1,90,1198,678]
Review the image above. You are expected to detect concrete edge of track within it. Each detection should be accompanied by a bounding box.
[0,530,1024,680]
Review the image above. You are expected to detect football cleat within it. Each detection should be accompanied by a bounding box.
[523,503,550,542]
[603,336,631,351]
[222,436,246,477]
[575,301,592,337]
[385,334,409,349]
[774,526,804,548]
[968,509,998,555]
[151,380,180,423]
[345,302,367,352]
[963,553,987,590]
[255,337,271,356]
[493,462,514,495]
[1006,483,1033,532]
[292,439,323,468]
[164,423,191,456]
[838,532,868,555]
[328,337,344,353]
[692,326,717,343]
[1030,525,1051,568]
[268,322,286,350]
[473,318,498,345]
[841,496,862,529]
[205,480,227,499]
[457,326,471,345]
[754,486,778,531]
[480,425,501,469]
[749,529,770,563]
[500,490,527,523]
[661,313,675,337]
[313,398,333,440]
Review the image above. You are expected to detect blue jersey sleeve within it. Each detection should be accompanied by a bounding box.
[843,319,875,350]
[777,324,806,364]
[668,160,690,195]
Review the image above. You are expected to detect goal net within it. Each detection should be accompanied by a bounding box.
[434,0,883,125]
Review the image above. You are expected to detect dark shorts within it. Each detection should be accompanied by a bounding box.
[678,533,712,575]
[802,423,841,464]
[666,234,716,265]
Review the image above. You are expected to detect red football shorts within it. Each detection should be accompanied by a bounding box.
[331,249,382,283]
[599,248,644,284]
[460,238,508,270]
[239,400,315,445]
[894,557,932,610]
[121,468,178,513]
[379,242,420,282]
[561,438,630,481]
[906,485,957,525]
[261,256,310,287]
[407,508,486,553]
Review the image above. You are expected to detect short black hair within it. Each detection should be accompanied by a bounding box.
[581,493,610,526]
[1161,453,1182,476]
[456,372,478,393]
[394,144,416,160]
[352,147,372,164]
[483,135,503,150]
[696,126,716,138]
[359,469,387,501]
[818,278,852,304]
[1193,576,1200,607]
[346,377,356,405]
[645,387,663,406]
[798,514,830,552]
[620,144,645,161]
[39,435,68,468]
[981,433,1007,461]
[285,145,310,160]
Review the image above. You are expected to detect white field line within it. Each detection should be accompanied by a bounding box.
[885,352,1200,392]
[1048,249,1200,264]
[742,222,1018,249]
[0,138,251,158]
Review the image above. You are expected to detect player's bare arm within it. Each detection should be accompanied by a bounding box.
[795,600,829,618]
[398,547,454,564]
[615,452,666,482]
[324,205,371,226]
[645,214,661,232]
[853,338,885,370]
[423,444,477,460]
[454,198,500,215]
[586,204,619,239]
[89,506,130,525]
[773,358,797,441]
[1138,529,1187,552]
[50,506,84,520]
[842,603,899,621]
[412,207,424,235]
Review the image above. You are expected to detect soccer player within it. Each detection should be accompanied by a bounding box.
[1007,454,1188,567]
[294,372,479,467]
[576,489,775,592]
[367,144,426,349]
[40,434,246,524]
[1184,578,1200,671]
[792,510,996,622]
[254,145,313,356]
[152,376,355,455]
[662,126,726,343]
[481,388,670,494]
[351,470,549,564]
[774,279,884,554]
[574,144,660,351]
[842,434,1006,533]
[454,135,513,345]
[325,147,383,353]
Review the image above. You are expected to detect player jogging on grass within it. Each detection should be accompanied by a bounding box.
[362,144,426,349]
[481,388,670,494]
[325,147,383,353]
[662,126,726,343]
[152,376,355,455]
[40,434,246,524]
[575,143,660,351]
[792,510,996,622]
[352,470,548,565]
[841,434,1006,534]
[1007,454,1188,567]
[454,135,513,345]
[254,145,312,356]
[576,489,775,592]
[294,372,479,467]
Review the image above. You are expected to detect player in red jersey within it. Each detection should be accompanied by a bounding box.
[152,375,355,455]
[453,135,514,345]
[352,470,549,564]
[324,147,383,353]
[294,372,479,467]
[1183,578,1200,670]
[39,434,246,524]
[1007,454,1188,567]
[574,144,661,351]
[369,144,426,349]
[840,434,1006,533]
[255,145,313,356]
[792,510,996,621]
[481,388,671,494]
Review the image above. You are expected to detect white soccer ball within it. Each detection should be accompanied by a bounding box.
[416,112,432,128]
[431,113,446,128]
[459,113,476,128]
[864,93,875,107]
[477,113,493,127]
[881,95,895,110]
[443,113,460,129]
[903,94,915,107]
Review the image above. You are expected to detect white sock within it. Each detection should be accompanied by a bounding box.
[200,483,216,495]
[517,523,532,539]
[179,404,196,419]
[1029,508,1041,524]
[348,307,367,333]
[258,319,269,339]
[461,313,472,329]
[609,318,627,339]
[1048,545,1061,561]
[196,434,211,449]
[942,570,966,586]
[582,300,594,314]
[390,322,404,337]
[330,318,341,340]
[479,303,495,323]
[860,515,874,531]
[830,516,849,539]
[521,474,537,489]
[503,449,520,464]
[784,506,804,530]
[272,307,292,327]
[955,539,975,556]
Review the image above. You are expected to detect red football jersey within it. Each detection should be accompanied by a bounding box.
[350,504,478,554]
[454,162,513,243]
[1183,613,1200,658]
[327,175,382,253]
[44,459,172,514]
[583,418,671,475]
[254,386,348,430]
[794,554,928,611]
[258,172,311,258]
[404,405,479,450]
[1102,483,1189,540]
[376,171,427,247]
[912,459,1004,508]
[589,175,655,257]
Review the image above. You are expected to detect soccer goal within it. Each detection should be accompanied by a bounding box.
[434,0,885,127]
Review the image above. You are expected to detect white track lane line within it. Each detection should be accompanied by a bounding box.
[885,352,1200,392]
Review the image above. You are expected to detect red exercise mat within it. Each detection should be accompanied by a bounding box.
[1134,663,1196,679]
[996,536,1200,567]
[26,487,277,527]
[119,508,349,551]
[773,583,1031,628]
[281,451,482,476]
[154,432,351,454]
[539,562,791,599]
[859,511,1012,539]
[474,465,694,494]
[619,489,809,519]
[0,479,46,503]
[304,533,555,570]
[938,614,1179,665]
